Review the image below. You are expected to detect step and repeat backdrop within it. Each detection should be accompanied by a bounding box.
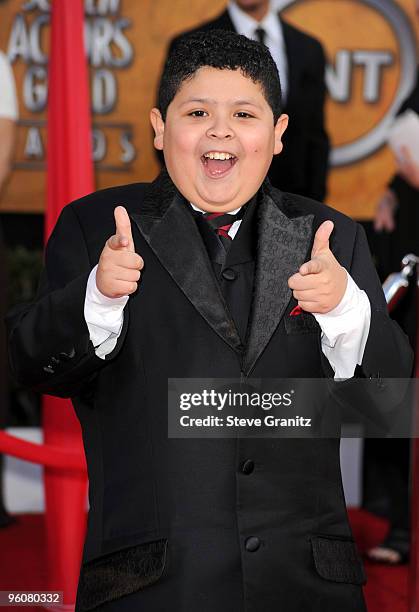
[0,0,417,218]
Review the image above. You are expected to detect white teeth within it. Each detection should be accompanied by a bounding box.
[203,152,235,160]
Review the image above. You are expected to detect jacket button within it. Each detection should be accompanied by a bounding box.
[59,348,76,360]
[245,536,260,552]
[241,459,255,475]
[222,268,237,281]
[369,372,386,390]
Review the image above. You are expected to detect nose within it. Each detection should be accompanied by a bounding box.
[206,115,234,140]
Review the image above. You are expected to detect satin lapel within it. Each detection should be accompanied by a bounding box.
[129,171,242,352]
[241,188,314,376]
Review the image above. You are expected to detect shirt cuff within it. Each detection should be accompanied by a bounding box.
[84,265,128,346]
[313,270,371,379]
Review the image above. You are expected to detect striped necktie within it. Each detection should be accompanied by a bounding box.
[202,208,245,251]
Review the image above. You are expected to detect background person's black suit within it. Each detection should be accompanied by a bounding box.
[162,9,330,201]
[363,68,419,558]
[379,68,419,348]
[6,170,412,611]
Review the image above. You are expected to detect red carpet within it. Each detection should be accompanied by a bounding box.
[349,508,409,612]
[0,509,409,611]
[0,514,48,612]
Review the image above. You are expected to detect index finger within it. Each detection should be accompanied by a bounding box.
[114,205,134,251]
[299,259,323,276]
[287,272,318,291]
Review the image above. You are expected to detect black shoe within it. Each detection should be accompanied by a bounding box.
[0,512,17,528]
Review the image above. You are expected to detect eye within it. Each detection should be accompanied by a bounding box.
[188,110,208,117]
[235,112,254,118]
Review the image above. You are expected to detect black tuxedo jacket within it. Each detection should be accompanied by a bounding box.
[6,170,412,612]
[164,9,330,201]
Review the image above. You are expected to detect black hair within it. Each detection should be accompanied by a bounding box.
[158,29,282,123]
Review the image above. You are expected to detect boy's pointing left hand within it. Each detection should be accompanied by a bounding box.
[287,221,348,314]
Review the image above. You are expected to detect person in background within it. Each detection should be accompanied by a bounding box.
[161,0,330,202]
[374,88,419,287]
[0,50,17,192]
[368,1,419,562]
[0,48,18,527]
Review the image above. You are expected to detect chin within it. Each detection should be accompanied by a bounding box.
[198,187,240,207]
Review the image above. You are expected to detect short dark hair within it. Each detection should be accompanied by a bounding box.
[158,29,282,123]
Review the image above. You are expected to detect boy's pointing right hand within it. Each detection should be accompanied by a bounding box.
[96,205,144,299]
[287,221,347,314]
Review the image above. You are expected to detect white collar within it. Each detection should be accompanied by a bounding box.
[189,201,242,215]
[227,1,282,45]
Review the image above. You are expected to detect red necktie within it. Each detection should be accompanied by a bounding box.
[202,210,244,250]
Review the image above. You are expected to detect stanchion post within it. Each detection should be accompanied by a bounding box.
[43,398,87,609]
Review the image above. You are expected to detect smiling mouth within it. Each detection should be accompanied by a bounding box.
[201,152,238,178]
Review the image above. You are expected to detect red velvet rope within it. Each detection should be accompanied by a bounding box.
[0,430,86,471]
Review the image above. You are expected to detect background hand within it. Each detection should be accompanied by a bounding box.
[373,188,397,233]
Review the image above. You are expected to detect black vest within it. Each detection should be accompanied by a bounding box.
[189,194,259,344]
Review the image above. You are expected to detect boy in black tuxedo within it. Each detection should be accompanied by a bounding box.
[7,30,412,612]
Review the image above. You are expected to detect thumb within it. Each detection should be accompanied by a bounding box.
[111,205,134,251]
[311,220,334,257]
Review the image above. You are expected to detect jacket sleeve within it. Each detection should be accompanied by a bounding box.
[306,41,330,202]
[5,203,128,399]
[319,223,414,434]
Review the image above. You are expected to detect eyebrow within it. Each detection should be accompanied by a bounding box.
[180,97,263,109]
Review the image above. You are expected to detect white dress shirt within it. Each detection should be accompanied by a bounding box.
[84,203,371,378]
[227,1,288,103]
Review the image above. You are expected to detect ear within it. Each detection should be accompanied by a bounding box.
[273,113,289,155]
[150,107,165,150]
